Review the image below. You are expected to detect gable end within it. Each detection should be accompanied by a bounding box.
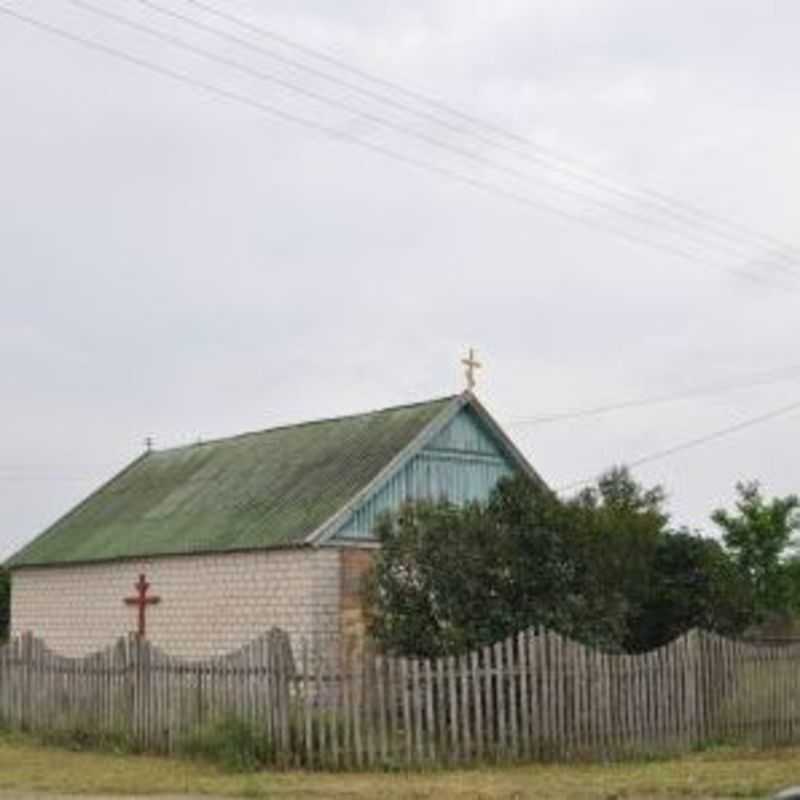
[322,395,542,544]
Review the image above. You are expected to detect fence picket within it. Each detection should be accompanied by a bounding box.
[506,636,518,759]
[353,652,365,769]
[481,646,494,759]
[388,656,399,763]
[471,649,483,761]
[412,659,423,765]
[459,654,471,761]
[400,657,412,765]
[313,644,325,768]
[328,648,340,769]
[447,655,459,763]
[494,642,506,758]
[424,658,435,763]
[518,631,530,758]
[364,653,376,768]
[376,655,389,765]
[342,648,352,768]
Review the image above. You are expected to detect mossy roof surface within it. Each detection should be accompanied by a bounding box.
[8,396,455,567]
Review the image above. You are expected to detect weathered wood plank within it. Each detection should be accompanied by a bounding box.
[412,658,423,765]
[459,654,471,762]
[493,641,506,758]
[363,652,376,768]
[342,648,352,768]
[375,655,389,765]
[518,631,530,758]
[424,658,435,763]
[481,646,493,760]
[388,656,399,764]
[447,655,459,763]
[353,651,365,769]
[436,657,447,763]
[400,657,412,765]
[471,649,483,761]
[505,636,518,759]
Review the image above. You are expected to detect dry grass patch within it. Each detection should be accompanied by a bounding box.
[0,734,794,799]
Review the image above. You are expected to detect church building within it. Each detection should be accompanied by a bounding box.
[7,391,544,657]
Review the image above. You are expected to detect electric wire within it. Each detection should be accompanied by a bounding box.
[178,0,800,268]
[4,3,795,290]
[507,363,800,426]
[557,396,800,493]
[68,0,794,277]
[132,0,800,276]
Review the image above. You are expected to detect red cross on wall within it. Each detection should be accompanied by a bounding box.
[124,573,161,638]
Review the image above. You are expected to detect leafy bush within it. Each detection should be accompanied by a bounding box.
[365,470,758,656]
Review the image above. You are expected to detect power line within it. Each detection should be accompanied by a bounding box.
[176,0,800,271]
[68,0,795,277]
[131,0,800,276]
[557,396,800,493]
[507,363,800,426]
[5,5,795,291]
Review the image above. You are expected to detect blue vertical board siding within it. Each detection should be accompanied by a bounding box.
[426,408,505,457]
[332,407,515,540]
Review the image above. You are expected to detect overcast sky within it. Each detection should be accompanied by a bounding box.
[2,0,799,561]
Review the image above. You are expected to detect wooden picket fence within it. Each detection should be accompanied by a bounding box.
[2,627,800,767]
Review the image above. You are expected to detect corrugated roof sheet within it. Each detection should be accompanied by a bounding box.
[7,396,456,567]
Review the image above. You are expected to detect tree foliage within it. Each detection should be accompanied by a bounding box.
[567,468,669,651]
[711,481,800,622]
[365,469,758,657]
[363,485,620,657]
[628,530,753,650]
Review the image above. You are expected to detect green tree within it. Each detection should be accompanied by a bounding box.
[712,481,800,621]
[364,477,624,657]
[0,567,9,642]
[627,529,754,650]
[567,467,669,651]
[365,469,761,658]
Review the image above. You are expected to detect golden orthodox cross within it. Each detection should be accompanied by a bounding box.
[124,573,160,638]
[461,348,481,391]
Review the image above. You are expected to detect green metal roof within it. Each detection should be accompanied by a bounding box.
[7,396,457,568]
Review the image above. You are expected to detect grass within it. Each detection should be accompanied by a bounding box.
[0,733,797,799]
[179,717,274,772]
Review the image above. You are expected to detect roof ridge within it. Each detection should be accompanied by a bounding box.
[153,394,461,456]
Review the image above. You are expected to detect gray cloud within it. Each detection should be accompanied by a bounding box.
[2,0,799,558]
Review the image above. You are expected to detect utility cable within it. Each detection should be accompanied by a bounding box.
[177,0,800,267]
[557,396,800,493]
[132,0,800,275]
[507,363,800,426]
[69,0,794,276]
[3,4,794,289]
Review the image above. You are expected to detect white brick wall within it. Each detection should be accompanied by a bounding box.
[10,547,341,658]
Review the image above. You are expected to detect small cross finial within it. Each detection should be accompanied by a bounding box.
[461,348,482,391]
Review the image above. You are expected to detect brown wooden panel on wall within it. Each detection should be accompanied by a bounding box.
[339,549,375,647]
